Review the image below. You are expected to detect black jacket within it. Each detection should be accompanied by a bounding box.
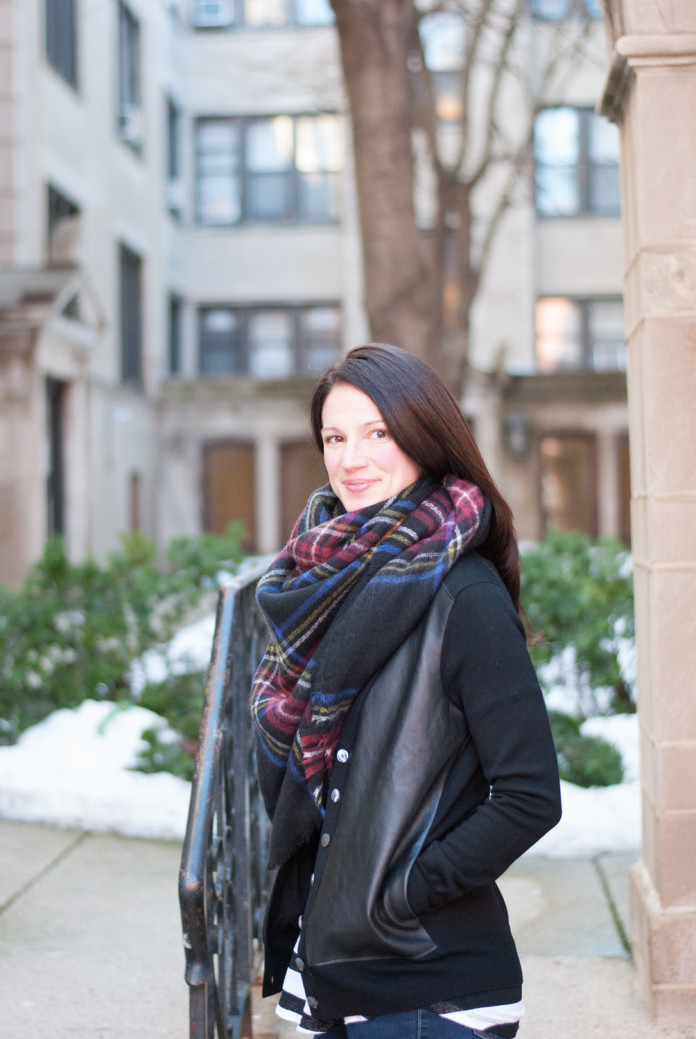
[263,552,562,1019]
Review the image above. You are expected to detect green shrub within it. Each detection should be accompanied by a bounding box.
[0,527,244,745]
[133,669,207,780]
[521,529,635,715]
[135,726,198,783]
[548,710,624,788]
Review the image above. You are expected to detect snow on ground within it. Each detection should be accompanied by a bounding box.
[0,606,642,854]
[129,611,216,696]
[0,696,641,855]
[0,700,190,840]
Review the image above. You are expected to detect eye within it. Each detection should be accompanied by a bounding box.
[323,434,343,445]
[369,428,389,440]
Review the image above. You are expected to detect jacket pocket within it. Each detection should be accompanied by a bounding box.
[370,853,437,960]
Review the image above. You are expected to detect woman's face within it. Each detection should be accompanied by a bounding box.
[320,383,420,512]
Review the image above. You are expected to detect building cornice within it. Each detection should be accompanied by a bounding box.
[600,34,696,123]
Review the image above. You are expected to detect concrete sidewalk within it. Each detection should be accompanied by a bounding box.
[0,820,693,1038]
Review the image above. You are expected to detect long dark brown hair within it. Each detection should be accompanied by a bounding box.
[310,343,521,613]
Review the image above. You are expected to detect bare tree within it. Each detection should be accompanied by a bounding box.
[330,0,594,392]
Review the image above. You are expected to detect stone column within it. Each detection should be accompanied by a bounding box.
[600,2,696,1025]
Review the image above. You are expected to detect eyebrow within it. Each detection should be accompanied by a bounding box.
[320,419,385,433]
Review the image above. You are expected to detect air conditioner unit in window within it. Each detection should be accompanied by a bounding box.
[192,0,233,28]
[166,178,186,213]
[118,103,144,147]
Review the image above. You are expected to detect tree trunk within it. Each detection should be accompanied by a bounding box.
[331,0,439,362]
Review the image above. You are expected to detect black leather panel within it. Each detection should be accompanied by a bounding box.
[304,583,478,965]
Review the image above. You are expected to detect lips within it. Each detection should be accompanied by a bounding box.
[343,480,378,494]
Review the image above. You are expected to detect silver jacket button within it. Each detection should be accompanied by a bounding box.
[308,996,319,1009]
[320,833,331,847]
[295,956,305,971]
[336,749,349,763]
[330,788,340,803]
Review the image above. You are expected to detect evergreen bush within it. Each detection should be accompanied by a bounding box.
[548,710,624,788]
[520,529,635,716]
[0,527,244,745]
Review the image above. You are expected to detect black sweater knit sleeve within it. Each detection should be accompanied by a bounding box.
[406,569,562,917]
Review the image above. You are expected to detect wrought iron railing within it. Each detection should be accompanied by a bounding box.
[179,561,272,1039]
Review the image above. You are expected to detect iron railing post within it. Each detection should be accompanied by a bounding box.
[179,563,272,1039]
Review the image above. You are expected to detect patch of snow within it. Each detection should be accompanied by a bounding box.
[532,779,640,857]
[530,712,641,857]
[130,612,216,696]
[0,700,191,840]
[581,712,640,783]
[0,699,642,856]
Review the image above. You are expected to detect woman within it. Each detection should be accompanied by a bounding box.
[251,344,561,1039]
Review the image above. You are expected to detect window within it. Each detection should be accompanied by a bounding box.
[198,304,341,377]
[46,378,67,537]
[530,0,603,18]
[195,114,343,224]
[119,243,143,385]
[192,0,235,27]
[535,107,620,217]
[45,0,78,86]
[166,97,183,214]
[47,184,80,259]
[192,0,333,27]
[535,297,625,373]
[168,295,183,375]
[117,2,142,150]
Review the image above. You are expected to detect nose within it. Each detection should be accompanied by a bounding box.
[341,437,367,471]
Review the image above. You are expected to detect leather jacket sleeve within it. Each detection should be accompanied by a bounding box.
[406,575,562,917]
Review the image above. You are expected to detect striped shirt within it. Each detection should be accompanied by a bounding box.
[277,933,523,1036]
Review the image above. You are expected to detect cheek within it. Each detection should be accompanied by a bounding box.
[374,443,415,476]
[322,450,339,479]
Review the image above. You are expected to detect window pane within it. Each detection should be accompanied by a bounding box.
[248,311,294,377]
[298,171,339,220]
[247,117,294,171]
[536,108,579,164]
[200,309,242,374]
[589,300,626,371]
[167,99,181,180]
[247,118,293,219]
[196,121,241,224]
[168,295,182,375]
[588,114,621,214]
[420,13,465,71]
[245,0,289,26]
[299,307,341,373]
[46,0,78,85]
[193,1,235,26]
[535,108,580,216]
[530,0,568,17]
[296,115,343,172]
[588,114,619,164]
[535,298,582,372]
[47,184,80,252]
[118,2,140,109]
[248,172,292,218]
[536,167,579,216]
[296,0,334,25]
[590,164,621,215]
[585,0,603,17]
[120,244,142,384]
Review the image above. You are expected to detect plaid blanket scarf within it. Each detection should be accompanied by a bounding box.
[251,474,488,868]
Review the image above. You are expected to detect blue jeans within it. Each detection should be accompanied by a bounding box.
[322,1010,508,1038]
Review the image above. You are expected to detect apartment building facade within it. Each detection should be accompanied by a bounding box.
[0,0,626,587]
